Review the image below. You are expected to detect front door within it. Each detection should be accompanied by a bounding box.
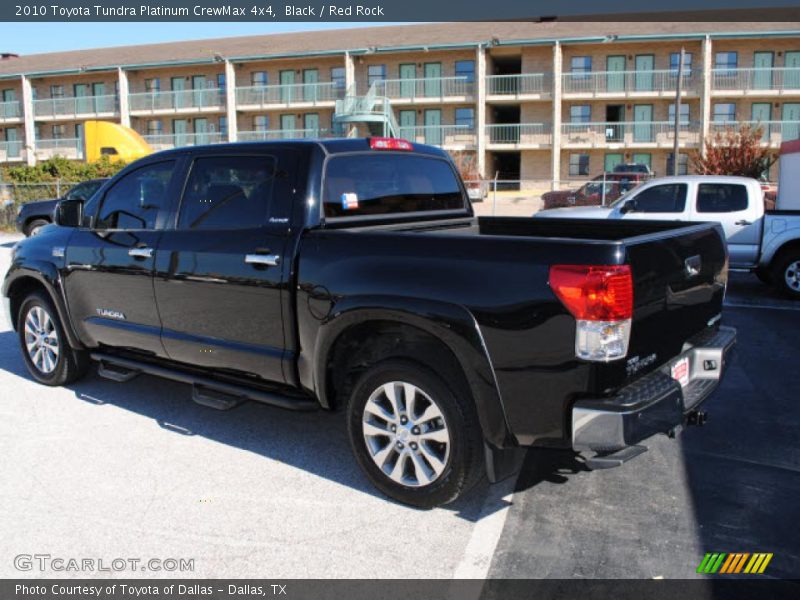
[172,119,189,147]
[4,127,20,158]
[751,103,772,142]
[280,70,295,104]
[399,64,416,98]
[280,114,296,139]
[171,77,186,109]
[753,51,774,90]
[606,55,626,93]
[304,113,320,136]
[399,110,416,140]
[73,84,90,115]
[604,153,623,172]
[605,104,624,142]
[191,75,206,107]
[633,104,654,142]
[193,118,209,145]
[302,69,319,102]
[424,109,442,145]
[91,83,106,112]
[783,103,800,141]
[632,153,651,170]
[785,51,800,89]
[424,63,442,98]
[634,55,654,91]
[153,152,297,383]
[63,159,180,356]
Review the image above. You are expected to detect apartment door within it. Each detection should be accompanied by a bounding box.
[73,83,90,115]
[751,103,772,142]
[785,51,800,89]
[280,114,296,139]
[91,82,106,112]
[399,64,416,98]
[604,153,623,172]
[424,109,442,145]
[606,56,626,93]
[399,110,416,140]
[191,75,206,107]
[424,63,442,98]
[302,69,318,102]
[753,52,774,90]
[4,127,20,158]
[633,104,654,143]
[193,118,209,144]
[172,118,189,146]
[2,89,15,102]
[605,105,625,141]
[304,113,320,137]
[634,55,655,91]
[782,103,800,141]
[75,123,84,143]
[632,153,652,170]
[280,70,295,104]
[171,77,186,109]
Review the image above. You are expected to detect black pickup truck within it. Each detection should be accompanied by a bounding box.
[3,138,735,507]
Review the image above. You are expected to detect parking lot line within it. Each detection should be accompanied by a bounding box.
[724,301,800,311]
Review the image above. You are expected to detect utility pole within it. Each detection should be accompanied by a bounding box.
[672,47,685,176]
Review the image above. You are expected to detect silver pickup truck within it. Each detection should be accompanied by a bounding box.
[537,175,800,298]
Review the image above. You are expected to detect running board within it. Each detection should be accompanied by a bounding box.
[90,352,319,411]
[585,445,647,470]
[97,361,140,383]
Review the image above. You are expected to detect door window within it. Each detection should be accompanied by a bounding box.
[177,156,281,230]
[95,161,175,230]
[696,183,749,213]
[630,183,687,213]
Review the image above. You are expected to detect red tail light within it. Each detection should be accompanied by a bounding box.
[369,137,413,151]
[549,265,634,321]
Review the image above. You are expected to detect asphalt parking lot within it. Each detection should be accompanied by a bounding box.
[0,231,798,580]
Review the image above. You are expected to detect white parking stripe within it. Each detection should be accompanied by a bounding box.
[724,301,800,311]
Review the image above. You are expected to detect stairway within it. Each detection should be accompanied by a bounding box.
[333,83,400,138]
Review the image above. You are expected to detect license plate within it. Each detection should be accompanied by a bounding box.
[671,357,690,388]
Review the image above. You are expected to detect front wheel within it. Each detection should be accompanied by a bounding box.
[346,359,484,508]
[773,253,800,299]
[25,218,49,237]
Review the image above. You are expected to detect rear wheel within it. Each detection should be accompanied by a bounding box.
[773,252,800,300]
[25,219,49,237]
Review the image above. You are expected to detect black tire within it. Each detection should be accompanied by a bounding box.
[25,218,49,237]
[17,291,90,386]
[346,359,484,508]
[772,252,800,299]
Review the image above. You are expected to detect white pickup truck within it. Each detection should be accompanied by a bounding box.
[537,175,800,298]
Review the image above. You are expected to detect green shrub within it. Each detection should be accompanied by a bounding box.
[1,156,128,184]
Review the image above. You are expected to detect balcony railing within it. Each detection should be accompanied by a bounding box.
[0,101,22,120]
[485,123,552,146]
[35,138,83,159]
[129,89,225,112]
[238,129,333,141]
[142,132,224,149]
[712,67,800,92]
[562,70,699,95]
[486,74,552,97]
[235,82,342,107]
[561,121,701,146]
[396,124,476,147]
[0,140,24,160]
[33,95,117,118]
[370,77,474,100]
[709,120,800,143]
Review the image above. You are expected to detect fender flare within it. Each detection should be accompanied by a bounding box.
[311,295,514,448]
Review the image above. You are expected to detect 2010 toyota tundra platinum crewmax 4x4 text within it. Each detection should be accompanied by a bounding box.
[3,138,736,507]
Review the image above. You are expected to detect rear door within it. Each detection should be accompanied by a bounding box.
[153,150,299,383]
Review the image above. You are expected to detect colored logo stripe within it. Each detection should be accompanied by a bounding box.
[698,552,773,574]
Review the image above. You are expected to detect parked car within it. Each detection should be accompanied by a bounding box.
[613,163,653,175]
[541,172,649,210]
[15,178,108,237]
[537,175,800,297]
[3,138,735,507]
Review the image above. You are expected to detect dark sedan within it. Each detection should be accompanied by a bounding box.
[16,178,107,237]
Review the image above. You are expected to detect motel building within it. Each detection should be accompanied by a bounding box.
[1,21,800,189]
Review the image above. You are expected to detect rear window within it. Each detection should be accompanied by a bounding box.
[696,183,749,213]
[323,153,465,218]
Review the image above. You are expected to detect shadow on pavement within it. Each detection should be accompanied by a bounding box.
[513,448,589,493]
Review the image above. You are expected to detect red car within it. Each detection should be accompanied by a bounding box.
[541,172,649,210]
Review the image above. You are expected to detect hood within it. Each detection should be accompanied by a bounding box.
[534,205,616,219]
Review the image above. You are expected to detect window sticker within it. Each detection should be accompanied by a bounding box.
[341,192,359,210]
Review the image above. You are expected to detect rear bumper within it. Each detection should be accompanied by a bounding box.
[572,326,736,455]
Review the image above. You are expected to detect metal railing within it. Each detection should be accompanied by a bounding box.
[0,101,22,119]
[561,121,701,146]
[33,95,118,118]
[486,73,552,96]
[485,123,552,145]
[396,124,476,147]
[238,129,333,141]
[142,132,224,149]
[562,70,699,95]
[35,138,83,158]
[369,76,474,100]
[712,67,800,91]
[709,120,800,143]
[235,82,342,107]
[129,88,225,112]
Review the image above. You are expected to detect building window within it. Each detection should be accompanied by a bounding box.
[216,73,226,90]
[50,85,64,98]
[569,153,590,176]
[144,78,160,93]
[715,52,738,72]
[668,103,691,124]
[455,107,475,130]
[331,67,345,91]
[713,103,737,122]
[368,64,386,86]
[146,120,163,136]
[666,152,689,175]
[52,124,66,139]
[219,116,228,137]
[669,52,693,75]
[254,115,270,131]
[570,56,592,78]
[570,105,591,123]
[455,60,475,83]
[251,72,268,87]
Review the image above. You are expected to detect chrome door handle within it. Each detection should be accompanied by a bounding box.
[128,247,153,259]
[735,220,752,226]
[245,253,280,267]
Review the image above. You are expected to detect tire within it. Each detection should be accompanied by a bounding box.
[25,219,49,237]
[17,292,89,386]
[772,252,800,300]
[346,359,484,508]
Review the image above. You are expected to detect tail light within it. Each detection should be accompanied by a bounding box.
[369,137,413,151]
[549,264,634,362]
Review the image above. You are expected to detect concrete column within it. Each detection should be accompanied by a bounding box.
[224,60,237,142]
[476,44,487,178]
[700,35,713,157]
[550,42,563,190]
[117,68,130,128]
[344,51,356,93]
[20,75,36,166]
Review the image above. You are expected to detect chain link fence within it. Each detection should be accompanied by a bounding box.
[0,181,80,230]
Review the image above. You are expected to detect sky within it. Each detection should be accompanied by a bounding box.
[0,22,407,55]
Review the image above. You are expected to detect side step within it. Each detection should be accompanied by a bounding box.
[192,385,244,411]
[90,352,319,412]
[98,360,140,383]
[585,445,647,470]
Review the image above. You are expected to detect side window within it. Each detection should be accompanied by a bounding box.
[633,183,687,213]
[177,155,279,230]
[697,183,749,213]
[95,161,175,230]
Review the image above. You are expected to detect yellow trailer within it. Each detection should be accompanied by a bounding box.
[82,121,152,163]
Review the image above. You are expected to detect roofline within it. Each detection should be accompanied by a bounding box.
[2,28,800,81]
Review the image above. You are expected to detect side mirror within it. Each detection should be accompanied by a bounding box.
[55,198,84,228]
[620,199,638,214]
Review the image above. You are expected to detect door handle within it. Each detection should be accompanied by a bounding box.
[735,220,753,226]
[245,253,280,267]
[128,247,154,259]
